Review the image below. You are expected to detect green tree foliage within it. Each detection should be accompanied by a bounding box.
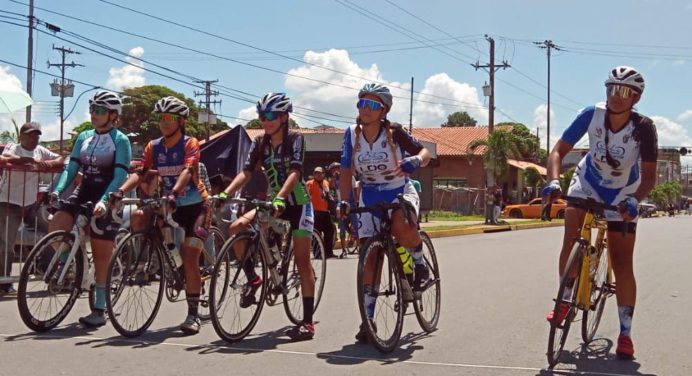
[560,166,576,193]
[67,121,93,149]
[0,130,16,144]
[468,129,523,184]
[442,111,477,127]
[649,181,682,207]
[115,85,228,145]
[497,122,544,163]
[523,166,545,197]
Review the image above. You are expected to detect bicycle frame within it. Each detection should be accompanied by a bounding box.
[574,210,612,310]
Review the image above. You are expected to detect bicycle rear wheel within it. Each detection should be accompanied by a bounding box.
[210,234,267,343]
[282,232,327,324]
[199,226,224,321]
[17,231,84,332]
[581,241,612,342]
[357,238,404,353]
[413,231,441,333]
[106,232,165,337]
[547,241,584,368]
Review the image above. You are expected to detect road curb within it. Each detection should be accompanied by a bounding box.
[425,221,563,239]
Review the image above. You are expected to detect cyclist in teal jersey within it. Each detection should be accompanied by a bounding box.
[50,90,132,327]
[220,92,316,341]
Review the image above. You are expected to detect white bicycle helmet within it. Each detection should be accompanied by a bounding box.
[256,92,293,113]
[358,83,393,111]
[605,66,645,94]
[89,90,122,114]
[154,96,190,117]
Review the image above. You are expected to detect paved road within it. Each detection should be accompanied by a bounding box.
[1,215,690,375]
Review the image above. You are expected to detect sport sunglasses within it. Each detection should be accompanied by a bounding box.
[259,111,281,121]
[356,98,385,111]
[89,105,109,115]
[606,85,639,100]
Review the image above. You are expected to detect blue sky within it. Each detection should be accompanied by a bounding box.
[2,0,692,161]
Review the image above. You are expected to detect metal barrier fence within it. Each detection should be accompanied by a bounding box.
[0,162,64,285]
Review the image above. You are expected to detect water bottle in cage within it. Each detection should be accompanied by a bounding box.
[162,226,182,268]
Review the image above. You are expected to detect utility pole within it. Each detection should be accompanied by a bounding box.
[48,45,82,154]
[194,79,221,142]
[473,35,510,134]
[409,76,414,133]
[25,0,35,122]
[535,40,562,153]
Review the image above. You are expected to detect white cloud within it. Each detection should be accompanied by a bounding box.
[0,66,26,133]
[37,117,77,143]
[107,47,146,91]
[677,110,692,124]
[281,49,485,128]
[237,106,257,123]
[533,104,556,149]
[672,59,686,66]
[651,115,692,147]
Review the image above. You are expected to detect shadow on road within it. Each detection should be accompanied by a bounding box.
[537,338,657,376]
[185,325,294,355]
[315,330,429,365]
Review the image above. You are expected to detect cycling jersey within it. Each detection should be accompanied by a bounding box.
[243,131,310,206]
[142,134,208,207]
[55,128,132,202]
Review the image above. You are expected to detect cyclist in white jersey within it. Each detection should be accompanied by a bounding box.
[339,83,431,343]
[543,66,658,359]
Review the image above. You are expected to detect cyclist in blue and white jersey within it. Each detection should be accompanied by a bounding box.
[338,83,431,343]
[50,90,132,327]
[220,92,316,342]
[543,66,658,359]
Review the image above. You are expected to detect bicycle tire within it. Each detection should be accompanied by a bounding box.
[282,232,327,324]
[17,230,84,332]
[581,240,612,342]
[198,226,224,321]
[413,231,441,333]
[210,233,268,343]
[106,232,165,337]
[547,241,585,368]
[356,237,404,353]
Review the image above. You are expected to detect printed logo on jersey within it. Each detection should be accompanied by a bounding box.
[157,153,167,165]
[172,152,179,161]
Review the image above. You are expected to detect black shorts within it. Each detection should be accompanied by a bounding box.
[172,201,211,240]
[58,184,119,241]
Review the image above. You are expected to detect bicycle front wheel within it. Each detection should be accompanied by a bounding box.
[106,232,165,337]
[581,241,612,342]
[282,232,327,324]
[413,231,441,333]
[198,226,224,321]
[210,233,267,343]
[17,231,84,332]
[547,241,585,368]
[357,238,404,353]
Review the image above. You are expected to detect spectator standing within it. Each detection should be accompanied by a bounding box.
[0,122,63,295]
[306,166,335,258]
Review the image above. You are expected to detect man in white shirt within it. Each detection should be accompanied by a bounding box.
[0,122,63,294]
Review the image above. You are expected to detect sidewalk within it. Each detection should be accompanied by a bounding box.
[419,218,563,238]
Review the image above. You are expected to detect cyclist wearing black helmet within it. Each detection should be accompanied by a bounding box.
[543,66,657,359]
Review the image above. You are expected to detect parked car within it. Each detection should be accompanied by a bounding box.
[638,203,657,218]
[502,198,567,219]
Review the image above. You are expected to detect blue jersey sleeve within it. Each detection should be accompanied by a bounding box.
[54,131,86,194]
[340,127,353,168]
[100,130,132,202]
[561,106,595,146]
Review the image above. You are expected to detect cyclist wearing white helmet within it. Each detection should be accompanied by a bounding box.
[219,92,316,341]
[116,95,211,335]
[50,89,132,327]
[543,66,657,359]
[339,83,431,343]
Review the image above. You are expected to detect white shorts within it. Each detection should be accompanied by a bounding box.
[353,180,419,239]
[568,163,639,222]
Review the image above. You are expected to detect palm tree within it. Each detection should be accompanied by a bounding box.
[524,166,545,199]
[468,129,523,186]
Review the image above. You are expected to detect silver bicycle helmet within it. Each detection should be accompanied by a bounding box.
[89,90,122,114]
[605,66,645,94]
[358,83,393,111]
[256,92,293,113]
[154,96,190,117]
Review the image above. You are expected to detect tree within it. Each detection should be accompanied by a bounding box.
[523,166,545,198]
[0,130,16,144]
[560,166,576,193]
[442,111,477,127]
[468,129,523,185]
[68,121,93,149]
[114,85,228,145]
[497,122,544,163]
[649,181,682,207]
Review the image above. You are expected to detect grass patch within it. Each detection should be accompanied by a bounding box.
[427,210,484,221]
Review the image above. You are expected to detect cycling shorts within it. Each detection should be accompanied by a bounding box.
[59,183,119,241]
[354,180,419,239]
[280,204,314,238]
[172,200,212,241]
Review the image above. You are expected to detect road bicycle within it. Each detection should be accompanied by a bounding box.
[209,198,326,343]
[351,194,441,353]
[17,200,121,332]
[104,196,216,337]
[545,196,617,368]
